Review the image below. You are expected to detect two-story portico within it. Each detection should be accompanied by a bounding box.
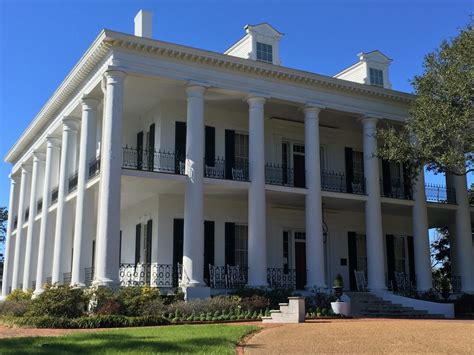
[2,12,473,300]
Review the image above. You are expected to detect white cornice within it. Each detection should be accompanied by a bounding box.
[5,28,414,164]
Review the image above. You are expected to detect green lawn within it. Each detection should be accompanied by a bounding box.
[0,324,259,354]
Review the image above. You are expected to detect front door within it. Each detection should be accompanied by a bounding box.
[295,241,306,289]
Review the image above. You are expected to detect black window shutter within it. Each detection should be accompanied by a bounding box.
[205,126,215,167]
[137,131,144,170]
[407,236,415,283]
[173,219,184,266]
[119,231,122,266]
[382,159,392,196]
[148,124,155,171]
[204,221,215,284]
[175,122,187,173]
[135,224,141,264]
[386,234,395,291]
[92,240,96,268]
[347,231,357,290]
[225,130,235,179]
[225,222,236,266]
[146,219,153,264]
[344,147,354,193]
[402,163,412,199]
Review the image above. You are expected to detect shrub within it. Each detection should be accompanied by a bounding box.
[306,292,337,312]
[28,285,88,318]
[116,286,161,316]
[0,315,169,329]
[167,296,240,318]
[232,287,292,309]
[86,286,117,314]
[5,289,33,302]
[418,289,441,302]
[240,295,269,312]
[454,294,474,316]
[0,300,31,317]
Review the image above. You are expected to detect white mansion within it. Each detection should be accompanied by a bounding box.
[2,11,473,300]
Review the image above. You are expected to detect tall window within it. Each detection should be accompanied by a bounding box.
[369,68,384,87]
[235,133,249,166]
[256,42,273,63]
[394,236,406,273]
[234,225,248,267]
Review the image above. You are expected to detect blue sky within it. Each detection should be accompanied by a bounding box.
[0,0,472,208]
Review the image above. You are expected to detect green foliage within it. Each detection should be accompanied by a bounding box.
[232,287,293,309]
[115,286,161,316]
[0,315,169,329]
[430,228,452,293]
[377,24,474,177]
[0,300,31,317]
[306,292,337,312]
[5,288,32,302]
[0,207,7,243]
[28,284,88,318]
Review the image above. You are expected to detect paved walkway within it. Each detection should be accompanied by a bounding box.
[0,326,93,339]
[244,318,474,354]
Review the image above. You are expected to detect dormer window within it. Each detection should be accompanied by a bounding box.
[256,42,273,63]
[369,68,384,87]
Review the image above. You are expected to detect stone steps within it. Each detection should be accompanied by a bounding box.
[347,292,446,319]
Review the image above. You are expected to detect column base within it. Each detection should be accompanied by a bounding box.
[32,288,45,299]
[0,295,6,302]
[182,286,210,301]
[71,282,86,289]
[92,278,119,289]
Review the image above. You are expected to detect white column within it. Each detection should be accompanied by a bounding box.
[11,164,31,291]
[71,97,100,287]
[412,169,432,291]
[34,137,61,296]
[52,117,80,284]
[304,105,326,289]
[452,174,474,292]
[247,95,268,287]
[182,84,206,288]
[22,152,45,290]
[361,116,386,291]
[1,175,19,298]
[94,69,126,287]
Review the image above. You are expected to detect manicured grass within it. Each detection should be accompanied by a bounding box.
[0,324,259,354]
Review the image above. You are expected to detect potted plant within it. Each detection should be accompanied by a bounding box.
[331,274,350,316]
[332,274,344,301]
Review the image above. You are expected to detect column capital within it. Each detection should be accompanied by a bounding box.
[186,83,207,97]
[360,115,380,126]
[20,163,32,173]
[81,96,101,109]
[46,135,61,147]
[104,69,127,84]
[302,104,324,117]
[8,173,19,183]
[32,150,46,162]
[62,116,80,132]
[246,94,268,106]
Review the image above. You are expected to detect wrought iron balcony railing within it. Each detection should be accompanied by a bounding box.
[380,177,413,200]
[208,265,248,289]
[204,158,249,181]
[85,267,94,287]
[63,272,72,285]
[321,170,366,195]
[425,183,456,204]
[89,157,101,179]
[119,263,181,288]
[267,268,296,289]
[36,198,43,214]
[68,171,78,193]
[265,163,305,188]
[50,186,59,206]
[122,146,185,175]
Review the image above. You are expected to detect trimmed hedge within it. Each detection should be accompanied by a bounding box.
[0,315,170,329]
